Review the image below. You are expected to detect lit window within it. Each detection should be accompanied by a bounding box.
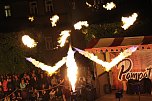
[29,1,38,15]
[4,5,11,17]
[45,0,54,13]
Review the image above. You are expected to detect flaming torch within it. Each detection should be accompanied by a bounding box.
[121,13,138,30]
[22,35,37,48]
[50,15,59,27]
[66,46,78,92]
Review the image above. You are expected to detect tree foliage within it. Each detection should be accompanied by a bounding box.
[0,32,28,74]
[82,22,124,42]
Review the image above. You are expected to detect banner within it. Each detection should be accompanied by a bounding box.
[110,50,152,90]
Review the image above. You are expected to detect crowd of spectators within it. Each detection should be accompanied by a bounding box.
[0,68,96,101]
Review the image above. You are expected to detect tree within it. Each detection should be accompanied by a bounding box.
[0,32,29,74]
[82,22,124,42]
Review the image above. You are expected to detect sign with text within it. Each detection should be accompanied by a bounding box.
[110,50,152,89]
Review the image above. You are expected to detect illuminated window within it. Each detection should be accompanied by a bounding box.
[4,5,11,17]
[29,1,38,15]
[45,0,54,13]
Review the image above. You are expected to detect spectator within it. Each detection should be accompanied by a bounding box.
[51,76,58,87]
[30,76,38,89]
[49,88,56,100]
[13,75,20,89]
[2,78,8,96]
[30,89,38,101]
[16,91,22,101]
[0,87,4,100]
[20,79,26,90]
[10,92,16,101]
[0,68,84,101]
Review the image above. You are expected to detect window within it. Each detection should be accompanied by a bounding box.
[29,1,38,15]
[45,37,55,50]
[4,5,11,17]
[94,0,103,5]
[45,0,54,13]
[72,0,75,9]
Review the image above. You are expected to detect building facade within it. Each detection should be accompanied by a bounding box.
[0,0,89,66]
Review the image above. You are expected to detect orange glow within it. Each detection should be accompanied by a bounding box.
[26,57,66,75]
[74,21,89,30]
[75,46,138,71]
[66,46,78,92]
[50,15,59,27]
[22,35,37,48]
[121,13,138,30]
[58,30,71,47]
[103,2,116,10]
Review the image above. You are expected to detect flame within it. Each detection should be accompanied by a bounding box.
[26,57,66,75]
[50,15,59,27]
[121,13,138,30]
[86,2,92,7]
[28,16,34,22]
[22,35,37,48]
[103,2,116,10]
[75,46,138,71]
[74,21,89,30]
[66,46,78,92]
[58,30,71,47]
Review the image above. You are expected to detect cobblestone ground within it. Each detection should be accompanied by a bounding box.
[96,93,152,101]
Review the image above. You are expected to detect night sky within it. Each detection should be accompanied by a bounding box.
[86,0,152,36]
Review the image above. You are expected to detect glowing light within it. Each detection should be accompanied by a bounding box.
[50,15,59,27]
[22,35,37,48]
[75,46,138,71]
[28,16,34,22]
[103,2,116,10]
[121,13,138,30]
[74,21,89,30]
[66,46,78,92]
[86,2,92,7]
[26,57,66,75]
[105,46,138,71]
[58,30,71,47]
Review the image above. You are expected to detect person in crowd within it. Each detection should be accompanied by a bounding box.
[62,77,71,101]
[51,75,58,87]
[56,87,63,100]
[49,88,56,100]
[30,76,38,90]
[0,68,97,101]
[16,91,22,101]
[30,88,38,101]
[2,78,8,97]
[7,78,14,94]
[39,83,49,100]
[13,75,20,89]
[0,87,4,100]
[10,92,16,101]
[20,78,26,90]
[20,78,28,101]
[62,86,71,101]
